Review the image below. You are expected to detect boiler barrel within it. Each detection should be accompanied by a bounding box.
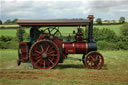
[62,42,97,54]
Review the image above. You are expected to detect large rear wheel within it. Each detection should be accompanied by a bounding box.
[29,40,60,69]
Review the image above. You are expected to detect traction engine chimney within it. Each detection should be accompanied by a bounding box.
[88,15,94,43]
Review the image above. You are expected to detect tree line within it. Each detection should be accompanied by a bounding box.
[96,17,125,25]
[0,18,17,25]
[0,17,126,25]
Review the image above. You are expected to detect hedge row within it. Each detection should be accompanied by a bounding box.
[94,23,122,25]
[97,41,128,50]
[0,27,19,29]
[0,41,18,49]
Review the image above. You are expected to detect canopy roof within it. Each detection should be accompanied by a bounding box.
[17,19,90,26]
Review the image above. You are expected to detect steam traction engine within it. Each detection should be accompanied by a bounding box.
[17,15,104,70]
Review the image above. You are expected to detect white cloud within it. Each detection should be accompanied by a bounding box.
[1,0,128,21]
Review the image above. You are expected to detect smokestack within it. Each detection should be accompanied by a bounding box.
[88,15,94,43]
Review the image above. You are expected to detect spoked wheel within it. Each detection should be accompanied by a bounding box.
[83,51,104,70]
[29,40,60,69]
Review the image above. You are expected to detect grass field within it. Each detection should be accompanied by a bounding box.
[0,25,19,28]
[0,49,128,85]
[94,25,122,35]
[0,24,123,37]
[0,28,30,37]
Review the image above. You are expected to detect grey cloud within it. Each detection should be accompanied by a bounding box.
[1,0,128,21]
[1,0,86,21]
[88,0,128,14]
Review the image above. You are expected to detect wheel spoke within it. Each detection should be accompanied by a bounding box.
[50,54,57,57]
[48,46,54,51]
[93,61,98,66]
[45,45,50,53]
[32,54,40,56]
[48,59,54,65]
[47,50,55,55]
[35,59,41,65]
[97,56,100,61]
[89,56,98,67]
[35,50,41,54]
[41,45,44,52]
[90,55,95,62]
[35,56,41,60]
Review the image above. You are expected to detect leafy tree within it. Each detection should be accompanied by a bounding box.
[120,23,128,41]
[4,19,12,24]
[119,17,125,24]
[16,27,25,42]
[96,18,102,25]
[0,20,2,24]
[93,27,118,42]
[12,18,18,24]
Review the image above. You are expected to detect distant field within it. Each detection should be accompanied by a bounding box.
[0,24,123,37]
[0,28,30,37]
[94,25,122,35]
[0,29,17,37]
[0,25,19,28]
[0,49,128,85]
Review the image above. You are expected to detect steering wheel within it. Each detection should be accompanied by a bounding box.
[41,27,62,37]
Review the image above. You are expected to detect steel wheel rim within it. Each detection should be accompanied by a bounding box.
[85,51,104,70]
[29,40,60,69]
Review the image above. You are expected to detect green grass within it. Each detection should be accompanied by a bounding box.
[0,24,19,27]
[0,29,17,37]
[0,49,18,69]
[0,28,30,37]
[0,49,128,85]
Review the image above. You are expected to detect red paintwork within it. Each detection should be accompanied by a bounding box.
[18,22,89,26]
[63,42,87,54]
[37,35,62,48]
[54,38,62,48]
[19,42,27,45]
[37,34,49,40]
[19,42,28,62]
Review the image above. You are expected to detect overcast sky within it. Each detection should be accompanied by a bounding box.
[1,0,128,22]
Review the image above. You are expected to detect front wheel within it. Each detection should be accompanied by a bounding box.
[83,51,104,70]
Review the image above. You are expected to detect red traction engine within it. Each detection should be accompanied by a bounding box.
[17,15,104,70]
